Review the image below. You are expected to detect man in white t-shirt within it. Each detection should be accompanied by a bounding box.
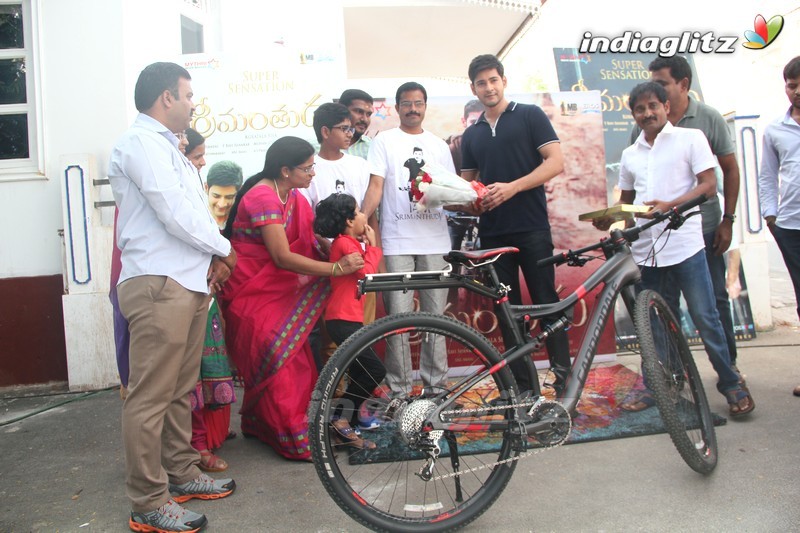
[303,103,370,210]
[362,81,455,397]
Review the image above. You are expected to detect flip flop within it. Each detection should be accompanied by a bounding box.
[330,418,377,450]
[198,450,229,473]
[620,390,657,412]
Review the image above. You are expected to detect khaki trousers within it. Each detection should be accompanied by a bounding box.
[118,275,208,512]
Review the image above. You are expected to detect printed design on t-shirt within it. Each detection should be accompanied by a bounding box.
[335,179,345,194]
[401,146,425,202]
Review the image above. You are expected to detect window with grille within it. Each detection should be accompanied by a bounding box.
[0,0,39,177]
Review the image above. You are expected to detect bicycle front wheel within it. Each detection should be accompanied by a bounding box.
[633,289,718,474]
[308,312,521,532]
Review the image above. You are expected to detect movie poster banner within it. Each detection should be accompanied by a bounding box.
[552,48,756,349]
[183,50,342,178]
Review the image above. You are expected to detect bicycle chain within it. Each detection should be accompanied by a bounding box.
[431,399,572,481]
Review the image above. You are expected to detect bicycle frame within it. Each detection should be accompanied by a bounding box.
[358,190,710,436]
[359,242,642,432]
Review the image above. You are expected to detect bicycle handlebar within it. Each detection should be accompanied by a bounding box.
[536,194,707,269]
[622,193,707,239]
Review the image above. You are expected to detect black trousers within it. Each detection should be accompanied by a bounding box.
[326,319,387,423]
[481,230,571,392]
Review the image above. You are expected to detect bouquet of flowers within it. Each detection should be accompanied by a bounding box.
[409,163,488,212]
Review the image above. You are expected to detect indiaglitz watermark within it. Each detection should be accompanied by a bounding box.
[578,14,785,57]
[579,31,737,58]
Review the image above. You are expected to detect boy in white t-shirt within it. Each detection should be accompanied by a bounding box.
[302,103,370,209]
[305,103,378,380]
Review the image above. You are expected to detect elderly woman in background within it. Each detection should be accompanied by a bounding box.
[180,128,237,473]
[183,127,207,172]
[219,136,363,461]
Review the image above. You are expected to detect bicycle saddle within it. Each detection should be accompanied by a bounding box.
[444,246,519,265]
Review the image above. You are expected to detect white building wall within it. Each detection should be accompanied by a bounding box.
[19,0,212,389]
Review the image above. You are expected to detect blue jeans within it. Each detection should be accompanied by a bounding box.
[771,224,800,320]
[640,249,740,393]
[704,230,738,364]
[663,230,738,365]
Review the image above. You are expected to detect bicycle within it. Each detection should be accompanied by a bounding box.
[308,195,717,532]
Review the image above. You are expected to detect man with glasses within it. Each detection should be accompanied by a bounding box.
[362,81,456,398]
[303,102,370,210]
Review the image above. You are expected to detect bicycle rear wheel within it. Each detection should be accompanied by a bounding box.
[308,312,521,532]
[633,289,718,474]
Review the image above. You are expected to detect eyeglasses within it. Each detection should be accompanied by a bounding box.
[398,100,426,109]
[294,163,316,174]
[329,125,356,134]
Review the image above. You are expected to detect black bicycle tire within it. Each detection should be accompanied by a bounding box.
[308,312,520,532]
[633,290,718,474]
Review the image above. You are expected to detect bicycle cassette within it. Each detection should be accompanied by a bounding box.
[396,399,444,447]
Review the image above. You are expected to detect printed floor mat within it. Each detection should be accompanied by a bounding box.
[348,364,725,464]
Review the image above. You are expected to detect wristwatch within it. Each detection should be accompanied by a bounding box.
[722,213,736,222]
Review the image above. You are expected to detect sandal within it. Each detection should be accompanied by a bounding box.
[725,387,755,418]
[198,450,229,472]
[330,418,376,450]
[620,390,657,412]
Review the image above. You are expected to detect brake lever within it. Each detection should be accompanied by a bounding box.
[566,251,590,267]
[665,209,700,231]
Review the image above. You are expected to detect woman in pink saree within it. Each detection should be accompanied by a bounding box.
[219,137,363,460]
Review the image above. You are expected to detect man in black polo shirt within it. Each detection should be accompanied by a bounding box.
[461,53,570,396]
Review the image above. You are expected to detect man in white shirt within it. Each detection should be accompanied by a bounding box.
[758,55,800,397]
[362,81,455,397]
[109,62,237,532]
[612,81,753,418]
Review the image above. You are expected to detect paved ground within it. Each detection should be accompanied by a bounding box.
[1,245,798,532]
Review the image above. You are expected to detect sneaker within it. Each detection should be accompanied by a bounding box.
[358,400,383,430]
[358,416,382,431]
[129,499,207,533]
[169,473,235,504]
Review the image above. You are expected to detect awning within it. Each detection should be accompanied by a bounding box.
[342,0,542,79]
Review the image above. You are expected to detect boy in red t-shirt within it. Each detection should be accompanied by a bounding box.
[314,193,385,447]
